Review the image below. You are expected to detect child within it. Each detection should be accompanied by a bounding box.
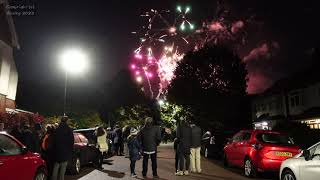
[174,137,179,174]
[127,128,141,177]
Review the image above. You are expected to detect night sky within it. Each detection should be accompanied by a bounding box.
[11,0,320,114]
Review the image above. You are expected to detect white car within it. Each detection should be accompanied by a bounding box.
[280,141,320,180]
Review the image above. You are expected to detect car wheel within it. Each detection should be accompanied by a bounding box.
[70,157,81,175]
[244,158,256,177]
[223,153,229,167]
[281,169,296,180]
[34,168,47,180]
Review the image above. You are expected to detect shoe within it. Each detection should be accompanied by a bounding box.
[153,174,159,179]
[197,170,202,174]
[175,171,183,176]
[184,171,189,176]
[131,173,137,178]
[97,166,104,170]
[142,174,147,178]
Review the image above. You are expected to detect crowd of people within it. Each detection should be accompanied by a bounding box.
[7,115,203,179]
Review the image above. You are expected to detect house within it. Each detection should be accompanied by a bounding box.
[0,0,19,112]
[252,55,320,129]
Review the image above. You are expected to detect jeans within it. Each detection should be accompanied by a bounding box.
[130,160,136,174]
[190,147,201,172]
[51,161,68,180]
[175,151,179,172]
[179,152,190,171]
[142,153,157,176]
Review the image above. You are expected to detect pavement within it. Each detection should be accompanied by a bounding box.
[66,143,278,180]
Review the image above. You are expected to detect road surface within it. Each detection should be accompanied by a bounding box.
[66,143,278,180]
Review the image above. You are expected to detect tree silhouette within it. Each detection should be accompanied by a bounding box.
[167,45,250,131]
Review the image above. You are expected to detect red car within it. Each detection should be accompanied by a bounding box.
[0,132,47,180]
[223,130,300,177]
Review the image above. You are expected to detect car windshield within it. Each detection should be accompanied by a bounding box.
[256,133,294,145]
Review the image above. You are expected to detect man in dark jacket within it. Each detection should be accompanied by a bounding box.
[190,122,202,173]
[51,116,74,180]
[176,118,192,176]
[138,117,161,178]
[21,124,37,152]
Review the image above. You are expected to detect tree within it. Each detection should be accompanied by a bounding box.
[167,45,250,131]
[99,69,150,125]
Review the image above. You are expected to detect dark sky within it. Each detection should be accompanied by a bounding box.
[11,0,320,114]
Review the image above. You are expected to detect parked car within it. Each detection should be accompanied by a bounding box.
[74,128,113,156]
[67,132,99,174]
[0,132,47,180]
[201,130,235,159]
[280,141,320,180]
[223,130,300,177]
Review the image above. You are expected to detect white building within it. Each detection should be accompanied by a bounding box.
[252,63,320,129]
[0,0,19,112]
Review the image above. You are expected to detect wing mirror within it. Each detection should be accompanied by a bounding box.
[303,149,311,161]
[21,146,28,154]
[226,138,232,144]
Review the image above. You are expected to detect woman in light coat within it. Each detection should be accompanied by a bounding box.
[96,127,108,169]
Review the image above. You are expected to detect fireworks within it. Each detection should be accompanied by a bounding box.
[130,3,250,99]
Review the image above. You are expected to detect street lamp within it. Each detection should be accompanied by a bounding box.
[60,48,88,116]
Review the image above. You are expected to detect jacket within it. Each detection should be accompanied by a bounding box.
[127,135,141,161]
[176,124,192,154]
[138,125,161,152]
[52,122,74,162]
[190,124,202,148]
[97,132,108,153]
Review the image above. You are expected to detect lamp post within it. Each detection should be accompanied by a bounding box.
[60,48,88,116]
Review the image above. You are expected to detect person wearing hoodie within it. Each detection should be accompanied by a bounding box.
[175,118,192,176]
[127,128,141,177]
[138,117,161,179]
[51,116,74,180]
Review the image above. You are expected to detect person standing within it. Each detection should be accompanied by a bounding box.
[176,118,192,176]
[127,128,141,177]
[51,116,74,180]
[114,125,123,156]
[138,117,161,179]
[21,123,37,152]
[95,126,108,170]
[41,125,55,178]
[122,125,131,158]
[190,122,202,173]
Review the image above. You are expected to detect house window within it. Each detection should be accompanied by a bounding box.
[290,92,302,108]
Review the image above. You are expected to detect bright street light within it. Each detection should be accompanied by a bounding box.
[60,48,89,116]
[60,48,88,74]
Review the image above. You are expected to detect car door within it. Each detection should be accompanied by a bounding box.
[78,133,96,163]
[300,143,320,180]
[0,134,31,180]
[236,132,252,167]
[226,132,244,165]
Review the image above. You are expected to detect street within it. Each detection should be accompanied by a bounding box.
[66,144,278,180]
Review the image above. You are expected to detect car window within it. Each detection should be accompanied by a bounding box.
[78,134,88,144]
[243,132,251,141]
[74,134,81,143]
[0,134,22,156]
[232,132,244,142]
[256,133,294,145]
[309,143,320,158]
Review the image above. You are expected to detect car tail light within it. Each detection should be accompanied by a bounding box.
[251,143,263,150]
